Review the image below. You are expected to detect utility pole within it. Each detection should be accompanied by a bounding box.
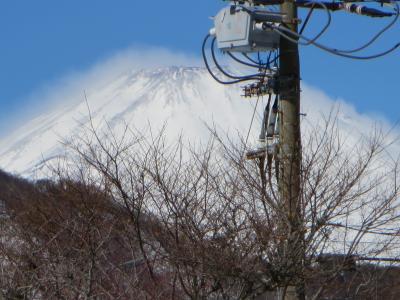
[205,1,397,299]
[279,1,303,299]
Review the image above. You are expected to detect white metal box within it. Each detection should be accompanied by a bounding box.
[213,6,280,53]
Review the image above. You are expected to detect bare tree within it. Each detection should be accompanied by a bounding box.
[60,114,399,299]
[1,114,399,299]
[0,171,163,299]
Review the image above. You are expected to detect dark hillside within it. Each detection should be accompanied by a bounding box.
[0,169,171,299]
[0,169,399,299]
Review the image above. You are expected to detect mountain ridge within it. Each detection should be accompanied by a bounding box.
[0,66,397,177]
[0,67,249,175]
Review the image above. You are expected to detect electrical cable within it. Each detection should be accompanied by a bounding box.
[210,38,264,80]
[227,50,279,70]
[270,53,280,66]
[202,34,263,85]
[227,51,264,68]
[299,1,332,45]
[299,2,316,35]
[266,51,272,66]
[242,52,264,65]
[271,24,400,59]
[244,55,276,148]
[339,0,400,3]
[241,1,331,45]
[243,54,275,147]
[251,0,400,6]
[242,51,273,67]
[339,1,399,53]
[266,1,400,58]
[245,95,262,147]
[298,0,399,53]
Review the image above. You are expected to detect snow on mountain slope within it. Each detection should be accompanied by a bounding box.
[0,67,252,176]
[0,66,397,177]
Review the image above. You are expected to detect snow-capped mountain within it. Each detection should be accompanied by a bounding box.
[0,67,253,176]
[0,66,396,177]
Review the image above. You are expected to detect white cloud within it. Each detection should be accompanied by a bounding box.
[3,46,201,140]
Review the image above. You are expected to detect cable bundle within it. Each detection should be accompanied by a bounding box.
[202,34,279,85]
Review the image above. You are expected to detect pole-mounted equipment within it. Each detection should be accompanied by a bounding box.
[203,0,398,162]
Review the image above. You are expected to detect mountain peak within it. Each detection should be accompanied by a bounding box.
[0,66,247,176]
[1,66,396,178]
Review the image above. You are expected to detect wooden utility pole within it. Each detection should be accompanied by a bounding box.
[279,0,303,299]
[208,1,397,299]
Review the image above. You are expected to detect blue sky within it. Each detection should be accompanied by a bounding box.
[0,0,399,135]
